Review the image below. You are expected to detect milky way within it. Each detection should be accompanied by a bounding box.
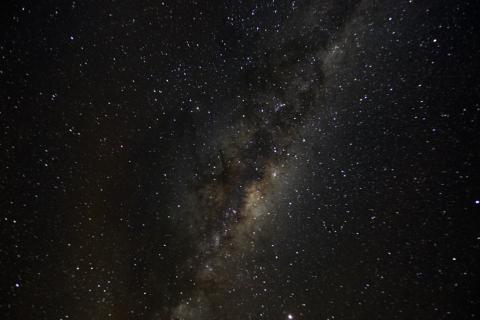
[2,0,479,319]
[171,1,381,318]
[168,1,479,317]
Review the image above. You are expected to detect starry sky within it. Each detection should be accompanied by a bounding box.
[1,0,479,319]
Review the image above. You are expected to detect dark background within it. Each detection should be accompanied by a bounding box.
[1,0,479,319]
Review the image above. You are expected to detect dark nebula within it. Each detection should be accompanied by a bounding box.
[1,0,479,319]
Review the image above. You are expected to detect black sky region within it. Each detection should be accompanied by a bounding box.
[1,0,479,319]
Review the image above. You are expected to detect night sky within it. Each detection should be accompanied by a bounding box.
[1,0,479,319]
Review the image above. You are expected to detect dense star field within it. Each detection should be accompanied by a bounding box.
[1,0,479,319]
